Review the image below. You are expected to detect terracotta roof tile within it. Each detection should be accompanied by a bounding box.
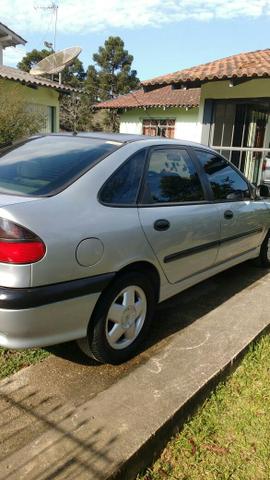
[0,65,77,93]
[94,85,200,109]
[142,49,270,87]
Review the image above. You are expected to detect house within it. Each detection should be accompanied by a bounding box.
[0,22,75,133]
[96,49,270,185]
[95,85,201,143]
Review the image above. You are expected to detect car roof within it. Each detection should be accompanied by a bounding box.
[40,132,213,151]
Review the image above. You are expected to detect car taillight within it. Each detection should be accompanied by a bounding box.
[0,218,46,264]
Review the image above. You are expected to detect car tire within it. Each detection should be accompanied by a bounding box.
[257,230,270,267]
[77,271,157,364]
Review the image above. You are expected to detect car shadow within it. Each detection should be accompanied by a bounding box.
[47,260,269,366]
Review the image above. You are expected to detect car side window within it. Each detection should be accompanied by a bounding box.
[100,149,146,205]
[195,150,250,201]
[144,148,204,203]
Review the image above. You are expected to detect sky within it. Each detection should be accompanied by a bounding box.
[1,0,270,81]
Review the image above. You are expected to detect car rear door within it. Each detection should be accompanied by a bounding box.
[194,149,268,264]
[138,146,221,284]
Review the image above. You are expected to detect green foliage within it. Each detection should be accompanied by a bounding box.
[89,36,140,132]
[85,65,99,103]
[0,347,49,379]
[60,92,93,132]
[139,334,270,480]
[0,81,44,145]
[60,58,86,88]
[92,36,140,100]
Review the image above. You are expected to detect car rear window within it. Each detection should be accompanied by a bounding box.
[0,136,121,196]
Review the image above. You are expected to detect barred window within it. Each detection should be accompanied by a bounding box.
[143,119,175,138]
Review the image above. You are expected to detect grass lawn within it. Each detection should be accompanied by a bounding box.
[0,348,49,379]
[138,334,270,480]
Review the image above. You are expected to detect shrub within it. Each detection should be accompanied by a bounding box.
[0,81,44,145]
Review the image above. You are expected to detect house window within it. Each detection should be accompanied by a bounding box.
[143,119,175,138]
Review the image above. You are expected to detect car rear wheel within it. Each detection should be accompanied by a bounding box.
[77,271,156,364]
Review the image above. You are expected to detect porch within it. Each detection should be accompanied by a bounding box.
[208,98,270,185]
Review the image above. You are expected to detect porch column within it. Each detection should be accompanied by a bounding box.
[201,99,214,145]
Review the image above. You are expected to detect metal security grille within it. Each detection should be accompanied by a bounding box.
[209,100,270,185]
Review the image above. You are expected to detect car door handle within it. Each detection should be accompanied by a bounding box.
[224,210,234,219]
[154,219,170,231]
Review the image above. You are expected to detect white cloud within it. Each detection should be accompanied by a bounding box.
[3,46,26,67]
[1,0,269,35]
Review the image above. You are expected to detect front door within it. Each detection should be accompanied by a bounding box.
[138,147,220,284]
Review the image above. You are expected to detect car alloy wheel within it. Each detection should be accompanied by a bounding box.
[77,271,156,364]
[105,285,147,350]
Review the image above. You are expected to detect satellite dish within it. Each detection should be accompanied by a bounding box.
[30,46,82,76]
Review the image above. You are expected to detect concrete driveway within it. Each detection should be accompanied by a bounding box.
[0,261,269,479]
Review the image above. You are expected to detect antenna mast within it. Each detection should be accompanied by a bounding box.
[35,2,58,50]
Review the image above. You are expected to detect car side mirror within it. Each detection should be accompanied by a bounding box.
[257,184,270,198]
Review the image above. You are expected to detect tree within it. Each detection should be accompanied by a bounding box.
[85,65,99,103]
[93,36,139,100]
[17,38,140,133]
[60,92,95,132]
[0,81,44,145]
[59,66,98,132]
[60,58,85,88]
[91,36,140,131]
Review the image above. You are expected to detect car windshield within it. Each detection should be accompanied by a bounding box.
[0,136,122,197]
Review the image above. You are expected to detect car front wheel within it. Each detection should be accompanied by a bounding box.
[77,271,156,364]
[257,230,270,267]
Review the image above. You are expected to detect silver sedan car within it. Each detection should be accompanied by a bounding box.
[0,132,269,364]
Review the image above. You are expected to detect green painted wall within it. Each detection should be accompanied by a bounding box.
[202,78,270,100]
[198,78,270,143]
[2,79,60,132]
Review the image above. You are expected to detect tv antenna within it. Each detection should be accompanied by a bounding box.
[35,2,58,50]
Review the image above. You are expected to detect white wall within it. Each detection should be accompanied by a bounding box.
[119,107,200,142]
[119,114,142,135]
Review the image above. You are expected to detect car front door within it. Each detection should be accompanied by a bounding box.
[194,149,268,264]
[138,146,221,284]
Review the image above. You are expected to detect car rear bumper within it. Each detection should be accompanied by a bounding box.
[0,273,115,349]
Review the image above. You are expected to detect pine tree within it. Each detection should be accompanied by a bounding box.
[91,36,140,131]
[93,36,139,100]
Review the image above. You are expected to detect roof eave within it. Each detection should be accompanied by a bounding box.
[93,103,199,110]
[0,73,77,94]
[0,23,26,46]
[143,72,270,89]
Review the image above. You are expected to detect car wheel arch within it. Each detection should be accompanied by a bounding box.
[88,260,160,329]
[115,261,160,303]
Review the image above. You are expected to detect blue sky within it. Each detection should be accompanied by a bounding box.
[2,0,270,81]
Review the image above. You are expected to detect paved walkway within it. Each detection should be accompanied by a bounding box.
[0,262,269,479]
